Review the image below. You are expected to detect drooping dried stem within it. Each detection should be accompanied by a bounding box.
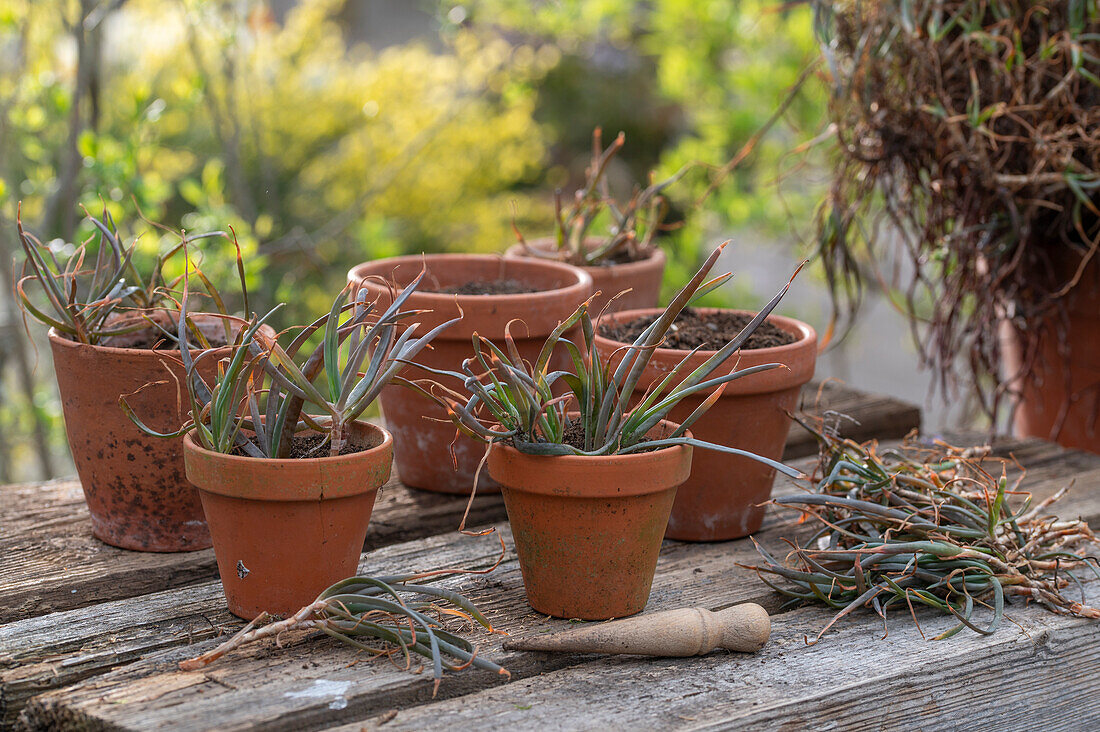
[746,419,1100,640]
[814,0,1100,421]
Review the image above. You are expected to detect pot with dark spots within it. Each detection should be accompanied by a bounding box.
[349,254,592,494]
[506,238,666,314]
[183,421,392,620]
[47,315,236,552]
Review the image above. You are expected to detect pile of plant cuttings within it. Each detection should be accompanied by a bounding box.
[746,428,1100,642]
[179,559,509,696]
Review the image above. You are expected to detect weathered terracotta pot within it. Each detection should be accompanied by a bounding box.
[506,238,666,314]
[595,309,817,542]
[183,421,392,620]
[1001,254,1100,452]
[349,254,592,494]
[48,315,237,552]
[488,420,691,620]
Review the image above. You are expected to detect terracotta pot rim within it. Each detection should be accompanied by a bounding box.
[348,253,592,304]
[488,418,692,498]
[594,307,816,358]
[47,312,249,358]
[183,420,393,501]
[506,238,667,273]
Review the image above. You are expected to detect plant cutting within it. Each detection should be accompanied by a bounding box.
[14,205,236,551]
[178,559,509,697]
[349,253,592,494]
[125,262,458,619]
[595,303,816,542]
[413,243,806,619]
[746,426,1100,642]
[507,127,688,313]
[814,0,1100,451]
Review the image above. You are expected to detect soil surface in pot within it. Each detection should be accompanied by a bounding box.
[600,308,797,350]
[508,421,663,453]
[92,325,229,350]
[229,430,383,459]
[430,278,539,295]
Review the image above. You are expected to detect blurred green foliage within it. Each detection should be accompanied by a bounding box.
[443,0,826,297]
[0,0,824,480]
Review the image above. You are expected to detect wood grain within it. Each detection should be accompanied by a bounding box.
[340,582,1100,732]
[0,382,919,626]
[11,437,1100,731]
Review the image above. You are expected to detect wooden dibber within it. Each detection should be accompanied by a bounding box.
[503,603,770,657]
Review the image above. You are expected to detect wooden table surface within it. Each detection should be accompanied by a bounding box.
[4,382,1095,731]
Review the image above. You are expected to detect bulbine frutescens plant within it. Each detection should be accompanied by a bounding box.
[414,243,806,478]
[515,128,689,266]
[124,263,459,458]
[15,204,228,345]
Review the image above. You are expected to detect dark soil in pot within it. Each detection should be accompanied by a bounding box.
[599,308,798,350]
[595,308,817,542]
[430,279,539,295]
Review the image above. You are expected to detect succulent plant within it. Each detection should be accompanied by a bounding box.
[746,424,1100,642]
[515,128,688,266]
[123,259,458,458]
[14,204,228,346]
[410,243,806,481]
[178,558,509,696]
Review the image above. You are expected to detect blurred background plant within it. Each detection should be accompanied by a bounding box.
[0,0,833,481]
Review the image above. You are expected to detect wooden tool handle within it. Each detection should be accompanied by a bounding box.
[503,603,771,657]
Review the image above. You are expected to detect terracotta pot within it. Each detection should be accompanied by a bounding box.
[1001,253,1100,452]
[183,420,392,619]
[47,314,239,552]
[488,420,691,620]
[595,309,817,541]
[506,238,666,314]
[348,254,592,494]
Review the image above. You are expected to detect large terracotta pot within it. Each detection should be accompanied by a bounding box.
[349,254,592,494]
[1001,254,1100,452]
[488,420,691,620]
[595,309,817,542]
[183,420,392,620]
[506,238,666,314]
[48,314,236,552]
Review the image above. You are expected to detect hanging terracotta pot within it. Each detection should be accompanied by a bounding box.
[48,314,239,552]
[488,419,691,620]
[183,420,392,620]
[1001,253,1100,452]
[506,238,666,314]
[595,309,817,542]
[348,254,592,494]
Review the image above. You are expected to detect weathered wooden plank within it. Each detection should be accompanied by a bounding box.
[12,437,1099,732]
[339,581,1100,732]
[0,473,506,625]
[0,382,919,625]
[786,380,922,457]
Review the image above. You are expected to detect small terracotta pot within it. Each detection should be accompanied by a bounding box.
[1001,254,1100,452]
[506,238,666,314]
[183,421,392,620]
[488,420,691,620]
[595,309,817,541]
[349,254,592,494]
[47,314,238,552]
